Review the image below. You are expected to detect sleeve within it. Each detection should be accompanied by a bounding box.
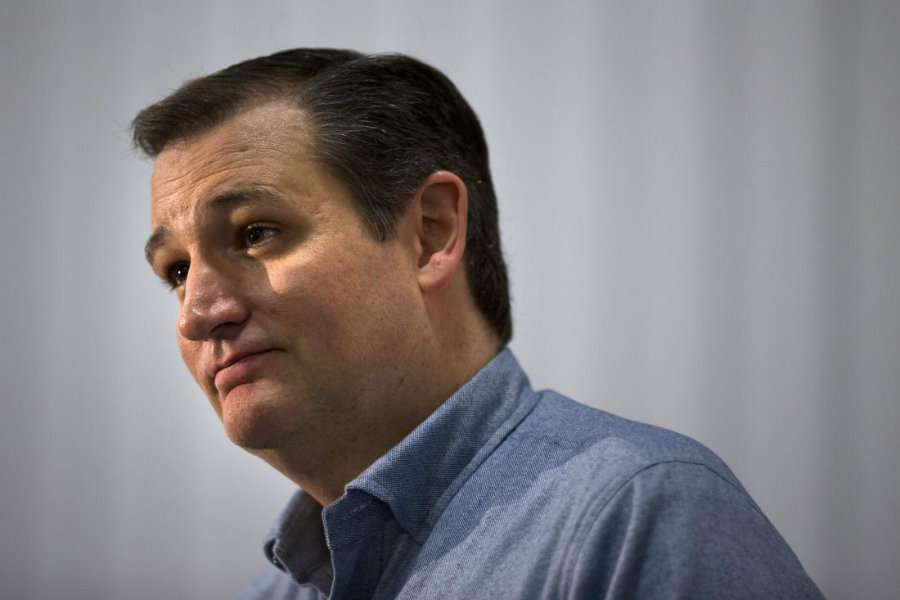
[568,461,825,599]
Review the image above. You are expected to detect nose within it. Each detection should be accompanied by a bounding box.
[177,261,250,341]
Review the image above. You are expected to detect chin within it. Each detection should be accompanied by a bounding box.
[218,384,294,450]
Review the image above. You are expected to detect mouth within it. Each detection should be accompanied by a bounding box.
[212,349,279,393]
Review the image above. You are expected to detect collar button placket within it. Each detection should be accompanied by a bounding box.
[323,492,388,600]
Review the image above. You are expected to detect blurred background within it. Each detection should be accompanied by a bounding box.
[1,1,897,598]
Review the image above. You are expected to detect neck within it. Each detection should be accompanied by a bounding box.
[251,306,499,507]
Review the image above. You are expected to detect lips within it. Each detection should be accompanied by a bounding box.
[212,348,278,392]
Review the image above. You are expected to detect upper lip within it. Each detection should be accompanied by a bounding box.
[211,347,276,379]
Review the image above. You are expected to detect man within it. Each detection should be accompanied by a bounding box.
[134,49,823,599]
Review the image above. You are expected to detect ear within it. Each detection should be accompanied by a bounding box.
[412,170,468,294]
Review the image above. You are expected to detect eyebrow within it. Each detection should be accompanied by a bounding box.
[144,186,282,267]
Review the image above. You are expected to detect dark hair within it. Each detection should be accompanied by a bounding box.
[132,48,511,345]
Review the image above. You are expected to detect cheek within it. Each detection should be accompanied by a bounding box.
[267,265,356,340]
[266,247,410,348]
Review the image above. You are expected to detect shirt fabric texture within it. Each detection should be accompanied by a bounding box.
[239,349,823,599]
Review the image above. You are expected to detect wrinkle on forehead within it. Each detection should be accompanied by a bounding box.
[150,103,315,226]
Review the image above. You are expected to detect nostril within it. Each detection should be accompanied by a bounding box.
[177,303,208,341]
[179,292,250,341]
[175,262,250,340]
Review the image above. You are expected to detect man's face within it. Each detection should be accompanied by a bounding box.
[147,104,424,452]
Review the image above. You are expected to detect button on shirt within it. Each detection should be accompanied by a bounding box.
[240,350,823,599]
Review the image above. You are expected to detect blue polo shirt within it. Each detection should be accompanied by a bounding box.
[240,350,823,599]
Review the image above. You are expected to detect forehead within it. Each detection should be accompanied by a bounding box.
[150,103,314,224]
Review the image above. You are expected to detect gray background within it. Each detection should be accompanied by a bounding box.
[1,1,897,598]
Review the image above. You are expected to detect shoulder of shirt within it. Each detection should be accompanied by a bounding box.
[500,389,750,502]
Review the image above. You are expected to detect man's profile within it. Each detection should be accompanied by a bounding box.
[134,48,823,599]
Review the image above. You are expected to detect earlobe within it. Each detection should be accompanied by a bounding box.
[415,171,468,294]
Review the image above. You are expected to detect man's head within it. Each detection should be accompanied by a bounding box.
[134,49,510,501]
[134,48,511,344]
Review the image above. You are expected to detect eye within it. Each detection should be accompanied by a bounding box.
[242,224,279,247]
[165,262,190,288]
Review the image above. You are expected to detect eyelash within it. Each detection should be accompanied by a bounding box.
[160,223,280,290]
[241,223,279,247]
[163,263,190,290]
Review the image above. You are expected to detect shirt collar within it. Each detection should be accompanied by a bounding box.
[263,488,333,592]
[345,348,538,543]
